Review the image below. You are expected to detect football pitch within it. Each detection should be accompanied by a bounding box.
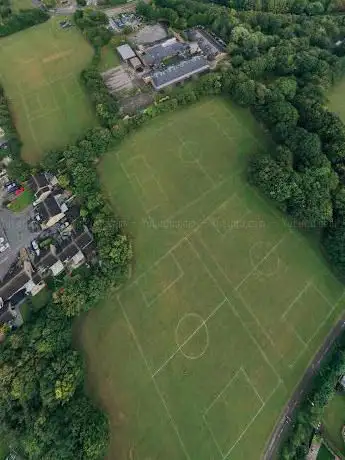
[78,98,345,460]
[0,17,96,163]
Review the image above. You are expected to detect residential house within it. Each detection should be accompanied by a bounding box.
[29,172,58,205]
[0,299,17,326]
[34,194,68,229]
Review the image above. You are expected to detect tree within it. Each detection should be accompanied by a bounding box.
[248,154,293,205]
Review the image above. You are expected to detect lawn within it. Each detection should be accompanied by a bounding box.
[11,0,34,11]
[323,393,345,454]
[317,444,335,460]
[329,79,345,122]
[98,45,120,72]
[78,98,345,460]
[7,189,33,212]
[0,17,97,163]
[0,440,8,460]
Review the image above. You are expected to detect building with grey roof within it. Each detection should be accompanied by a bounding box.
[117,44,136,61]
[187,28,226,60]
[150,55,210,90]
[142,37,189,67]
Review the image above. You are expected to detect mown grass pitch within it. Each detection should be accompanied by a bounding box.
[0,17,96,163]
[78,98,345,460]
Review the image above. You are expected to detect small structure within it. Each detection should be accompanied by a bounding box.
[150,55,210,91]
[117,44,136,62]
[187,28,227,60]
[129,56,143,71]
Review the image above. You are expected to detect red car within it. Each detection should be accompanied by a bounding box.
[14,187,24,196]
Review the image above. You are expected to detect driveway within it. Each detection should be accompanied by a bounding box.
[0,206,40,280]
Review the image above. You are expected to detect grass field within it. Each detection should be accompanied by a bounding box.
[317,444,334,460]
[98,45,120,72]
[329,80,345,122]
[78,98,345,460]
[0,17,97,163]
[11,0,34,11]
[323,393,345,454]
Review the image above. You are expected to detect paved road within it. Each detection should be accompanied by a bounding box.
[263,314,345,459]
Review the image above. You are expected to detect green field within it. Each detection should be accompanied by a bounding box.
[0,17,96,163]
[11,0,34,11]
[98,45,120,72]
[317,444,335,460]
[78,98,345,460]
[329,80,345,122]
[323,393,345,454]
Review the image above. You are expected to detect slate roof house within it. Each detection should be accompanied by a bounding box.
[29,172,58,204]
[34,194,68,229]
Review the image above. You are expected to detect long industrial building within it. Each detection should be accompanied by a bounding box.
[150,55,210,90]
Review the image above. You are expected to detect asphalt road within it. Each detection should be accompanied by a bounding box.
[262,315,345,459]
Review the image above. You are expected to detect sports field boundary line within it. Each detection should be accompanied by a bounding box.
[185,237,282,384]
[288,290,345,369]
[204,367,245,415]
[242,367,265,405]
[235,235,287,291]
[151,298,227,378]
[223,380,281,459]
[281,280,313,320]
[203,416,224,458]
[118,294,191,460]
[138,252,184,308]
[121,189,239,292]
[235,290,283,360]
[196,234,284,360]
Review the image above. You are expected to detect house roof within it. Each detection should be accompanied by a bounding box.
[0,302,15,324]
[36,186,50,199]
[129,56,143,69]
[39,252,59,270]
[0,270,30,302]
[74,229,93,250]
[59,243,80,262]
[65,205,80,223]
[9,288,27,306]
[50,260,64,276]
[29,173,49,194]
[143,38,188,66]
[35,194,62,223]
[151,56,210,90]
[117,44,136,60]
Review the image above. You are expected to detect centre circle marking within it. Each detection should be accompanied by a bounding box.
[175,313,209,360]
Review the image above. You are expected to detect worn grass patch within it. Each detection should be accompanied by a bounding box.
[0,17,97,163]
[78,98,345,460]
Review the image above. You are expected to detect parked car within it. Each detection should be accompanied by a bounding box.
[4,181,19,193]
[0,242,9,252]
[14,187,24,196]
[31,240,40,256]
